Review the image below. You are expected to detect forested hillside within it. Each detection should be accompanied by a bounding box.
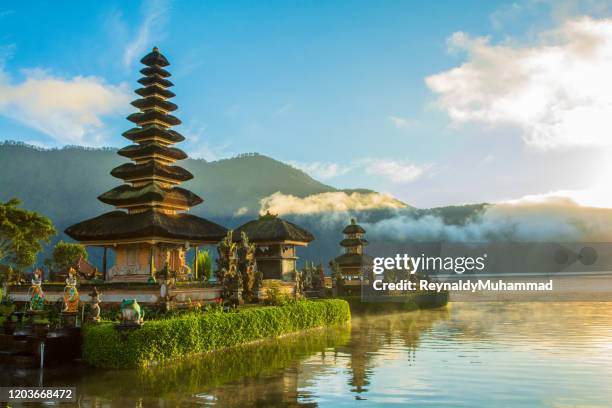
[0,141,335,224]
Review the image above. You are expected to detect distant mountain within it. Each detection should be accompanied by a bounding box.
[0,142,381,267]
[0,141,489,270]
[183,153,337,218]
[0,141,336,224]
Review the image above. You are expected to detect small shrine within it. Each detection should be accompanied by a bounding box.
[65,47,227,282]
[331,219,373,286]
[232,212,314,281]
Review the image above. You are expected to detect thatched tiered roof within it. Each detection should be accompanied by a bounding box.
[340,238,369,247]
[333,253,374,267]
[342,220,366,234]
[233,212,314,245]
[66,210,226,243]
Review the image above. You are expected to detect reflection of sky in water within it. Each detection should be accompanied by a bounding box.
[298,303,612,407]
[3,303,611,407]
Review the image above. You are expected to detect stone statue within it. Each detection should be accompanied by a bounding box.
[89,287,101,322]
[28,269,44,311]
[63,267,80,313]
[295,269,304,299]
[238,232,257,302]
[163,249,171,271]
[216,231,235,282]
[160,279,168,299]
[225,263,242,306]
[177,249,192,280]
[217,231,241,305]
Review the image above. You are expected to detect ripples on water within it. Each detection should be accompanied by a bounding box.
[5,302,612,407]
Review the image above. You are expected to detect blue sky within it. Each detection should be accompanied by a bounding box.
[2,0,612,208]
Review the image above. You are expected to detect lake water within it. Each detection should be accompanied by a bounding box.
[6,302,612,407]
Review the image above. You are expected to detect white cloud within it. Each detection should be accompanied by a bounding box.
[287,158,429,185]
[288,158,429,184]
[24,139,52,149]
[362,158,429,184]
[490,1,525,30]
[181,121,232,161]
[288,161,353,180]
[0,69,130,146]
[123,0,171,67]
[259,191,407,215]
[234,206,249,216]
[389,115,419,129]
[188,143,225,161]
[500,186,612,209]
[426,17,612,149]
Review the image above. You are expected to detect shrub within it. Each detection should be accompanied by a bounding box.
[193,250,213,282]
[82,299,350,368]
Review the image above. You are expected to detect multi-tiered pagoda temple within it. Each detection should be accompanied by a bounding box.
[332,218,373,286]
[66,47,227,282]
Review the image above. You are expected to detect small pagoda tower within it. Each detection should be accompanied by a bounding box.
[66,47,227,282]
[232,212,314,281]
[332,219,373,286]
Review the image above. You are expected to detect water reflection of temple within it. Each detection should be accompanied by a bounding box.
[337,310,450,399]
[2,310,452,406]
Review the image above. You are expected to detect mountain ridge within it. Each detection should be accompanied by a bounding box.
[0,141,345,223]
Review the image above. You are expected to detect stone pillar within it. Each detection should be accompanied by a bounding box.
[194,246,199,280]
[149,244,156,281]
[102,247,107,280]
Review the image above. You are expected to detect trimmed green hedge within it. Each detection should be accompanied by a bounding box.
[82,299,350,368]
[79,324,351,398]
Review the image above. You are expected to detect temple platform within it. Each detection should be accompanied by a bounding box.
[7,283,222,305]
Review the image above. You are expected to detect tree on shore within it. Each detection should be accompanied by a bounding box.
[0,199,55,278]
[45,240,87,279]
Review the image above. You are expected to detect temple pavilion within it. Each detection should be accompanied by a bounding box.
[332,219,373,286]
[233,212,314,281]
[65,47,227,282]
